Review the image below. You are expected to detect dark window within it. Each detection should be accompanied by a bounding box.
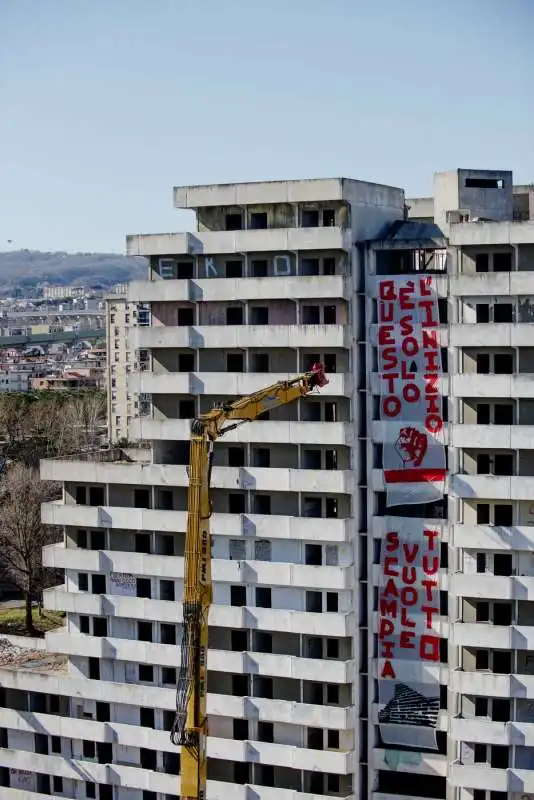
[474,743,487,762]
[476,602,490,622]
[160,580,175,601]
[80,616,90,634]
[96,702,110,722]
[226,306,244,325]
[304,497,322,518]
[494,252,512,272]
[326,639,339,658]
[302,209,319,227]
[88,486,104,506]
[494,453,514,475]
[140,747,157,771]
[159,489,173,510]
[324,354,337,373]
[476,403,490,424]
[250,212,267,229]
[136,533,151,554]
[76,486,86,504]
[137,578,151,599]
[228,446,245,467]
[233,719,249,740]
[256,587,271,608]
[493,650,512,674]
[53,776,64,793]
[97,742,112,764]
[225,260,243,278]
[88,658,100,680]
[83,740,96,758]
[466,177,503,189]
[35,733,48,754]
[305,544,322,565]
[137,622,153,642]
[228,493,246,513]
[477,454,491,474]
[323,257,336,275]
[91,574,106,594]
[327,729,340,748]
[227,353,244,372]
[225,213,242,231]
[476,553,487,573]
[322,209,336,227]
[77,529,88,548]
[327,684,339,704]
[232,674,249,696]
[162,667,176,685]
[253,353,269,372]
[252,260,268,277]
[494,553,513,576]
[51,735,61,752]
[157,534,174,556]
[161,624,176,645]
[93,617,107,638]
[258,721,274,742]
[78,573,89,591]
[90,530,105,551]
[476,304,490,323]
[494,404,514,425]
[254,495,271,515]
[254,448,270,467]
[301,258,320,276]
[494,304,513,322]
[179,400,195,418]
[325,498,338,518]
[492,698,510,722]
[251,306,269,325]
[231,586,247,606]
[494,504,513,526]
[177,307,194,326]
[231,630,247,651]
[324,305,337,324]
[475,650,489,669]
[134,488,150,509]
[494,603,512,626]
[254,631,272,653]
[140,707,155,728]
[326,592,339,612]
[86,782,96,799]
[476,353,490,374]
[476,504,490,524]
[475,697,488,716]
[162,752,180,775]
[475,254,489,273]
[306,591,322,612]
[302,306,320,325]
[143,792,157,800]
[254,676,273,699]
[494,353,514,374]
[178,353,195,371]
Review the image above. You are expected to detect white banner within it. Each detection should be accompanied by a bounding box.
[377,276,445,506]
[378,517,441,750]
[110,572,136,597]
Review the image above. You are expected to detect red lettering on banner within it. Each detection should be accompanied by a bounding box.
[378,325,395,346]
[378,525,441,681]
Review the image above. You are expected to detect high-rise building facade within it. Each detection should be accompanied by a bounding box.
[1,170,534,800]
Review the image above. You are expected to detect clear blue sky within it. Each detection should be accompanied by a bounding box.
[1,0,533,253]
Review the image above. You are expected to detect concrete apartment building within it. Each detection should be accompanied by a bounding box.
[1,169,534,800]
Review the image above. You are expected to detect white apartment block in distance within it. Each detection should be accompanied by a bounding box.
[2,169,534,800]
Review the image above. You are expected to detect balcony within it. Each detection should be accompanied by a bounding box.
[450,716,534,747]
[452,523,534,551]
[449,762,534,793]
[130,323,346,350]
[0,668,354,731]
[45,631,355,683]
[44,587,353,637]
[451,372,534,398]
[128,275,347,303]
[41,503,349,543]
[450,669,534,699]
[128,370,348,398]
[451,271,534,296]
[451,322,534,348]
[451,473,534,500]
[451,622,534,650]
[449,220,534,247]
[126,227,351,257]
[450,573,534,600]
[43,543,352,590]
[129,418,351,446]
[450,424,534,449]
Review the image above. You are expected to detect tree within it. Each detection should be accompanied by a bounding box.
[64,391,106,451]
[0,464,61,634]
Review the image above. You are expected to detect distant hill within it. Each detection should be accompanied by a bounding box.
[0,250,148,296]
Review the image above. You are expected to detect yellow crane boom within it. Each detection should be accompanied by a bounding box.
[170,363,329,800]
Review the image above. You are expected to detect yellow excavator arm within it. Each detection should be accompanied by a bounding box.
[170,364,329,800]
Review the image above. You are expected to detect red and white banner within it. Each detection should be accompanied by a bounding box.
[378,517,441,750]
[377,276,445,506]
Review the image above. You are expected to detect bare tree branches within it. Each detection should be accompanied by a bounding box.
[0,464,61,634]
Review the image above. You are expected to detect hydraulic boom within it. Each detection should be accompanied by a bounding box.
[170,364,329,800]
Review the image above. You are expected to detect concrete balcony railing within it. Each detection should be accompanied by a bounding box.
[128,275,348,303]
[451,474,534,501]
[41,503,350,543]
[127,370,348,398]
[449,762,534,793]
[451,622,534,650]
[45,631,355,684]
[450,669,534,700]
[130,323,347,350]
[129,418,352,446]
[451,322,534,347]
[451,372,534,399]
[451,271,534,296]
[44,587,354,637]
[0,668,355,732]
[126,226,351,257]
[450,716,534,748]
[43,543,353,590]
[41,457,354,488]
[452,523,534,551]
[450,573,534,600]
[450,423,534,449]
